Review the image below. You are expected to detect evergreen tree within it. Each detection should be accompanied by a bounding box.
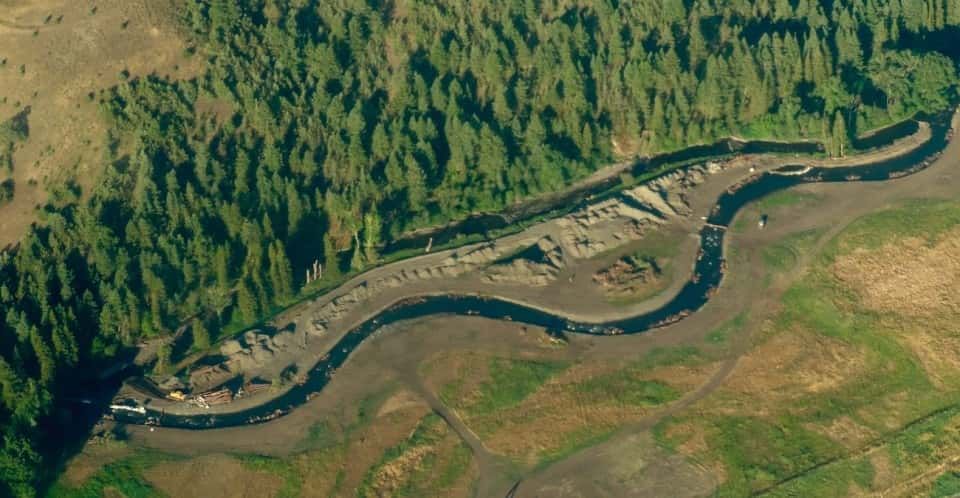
[192,318,211,350]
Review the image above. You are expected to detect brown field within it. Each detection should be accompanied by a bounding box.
[832,230,960,318]
[0,0,201,246]
[144,455,283,498]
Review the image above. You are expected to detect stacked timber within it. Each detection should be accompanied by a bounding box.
[241,380,271,397]
[196,387,233,406]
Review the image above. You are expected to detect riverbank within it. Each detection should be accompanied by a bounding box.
[111,110,952,422]
[104,144,960,498]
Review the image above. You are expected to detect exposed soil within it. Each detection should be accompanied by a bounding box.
[593,254,666,300]
[523,433,716,498]
[376,389,429,418]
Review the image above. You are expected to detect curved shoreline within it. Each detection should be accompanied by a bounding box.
[111,111,954,429]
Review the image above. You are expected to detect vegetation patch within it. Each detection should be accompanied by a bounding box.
[706,415,844,495]
[574,373,680,407]
[235,455,301,498]
[706,313,747,345]
[358,414,473,498]
[762,228,823,274]
[0,178,14,206]
[47,451,175,498]
[828,200,960,253]
[440,357,567,418]
[930,470,960,498]
[755,190,822,212]
[637,345,705,369]
[478,359,567,412]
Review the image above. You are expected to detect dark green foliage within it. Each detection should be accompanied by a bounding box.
[0,1,959,494]
[931,471,960,498]
[0,179,13,205]
[0,108,29,173]
[191,318,211,351]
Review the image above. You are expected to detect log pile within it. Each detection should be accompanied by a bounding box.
[195,387,233,407]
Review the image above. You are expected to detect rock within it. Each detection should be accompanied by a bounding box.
[219,340,244,356]
[483,238,566,286]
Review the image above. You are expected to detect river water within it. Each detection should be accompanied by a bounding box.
[112,113,952,429]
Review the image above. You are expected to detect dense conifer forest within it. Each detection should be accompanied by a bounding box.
[1,0,958,494]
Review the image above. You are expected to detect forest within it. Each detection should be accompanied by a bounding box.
[0,0,958,494]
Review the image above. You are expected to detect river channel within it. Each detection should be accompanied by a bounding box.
[111,112,952,429]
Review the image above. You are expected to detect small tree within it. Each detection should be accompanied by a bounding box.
[362,211,381,263]
[192,318,211,350]
[0,179,13,205]
[156,340,173,373]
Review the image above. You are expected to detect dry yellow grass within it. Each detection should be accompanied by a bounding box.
[833,228,960,388]
[808,415,879,451]
[832,230,960,318]
[143,454,282,498]
[722,327,868,413]
[369,445,433,495]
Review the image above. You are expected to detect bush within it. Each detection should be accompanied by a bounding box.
[0,179,13,205]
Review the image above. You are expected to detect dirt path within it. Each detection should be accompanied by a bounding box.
[0,18,43,31]
[394,368,517,498]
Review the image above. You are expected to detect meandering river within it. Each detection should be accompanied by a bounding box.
[111,112,952,429]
